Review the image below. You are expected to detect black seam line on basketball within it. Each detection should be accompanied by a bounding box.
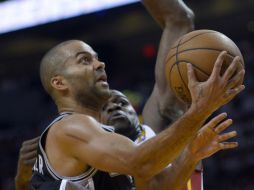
[176,60,210,76]
[166,47,236,64]
[169,63,177,91]
[176,62,189,93]
[169,31,217,50]
[175,36,183,65]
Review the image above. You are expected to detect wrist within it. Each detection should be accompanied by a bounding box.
[15,173,30,185]
[181,147,199,166]
[186,104,211,124]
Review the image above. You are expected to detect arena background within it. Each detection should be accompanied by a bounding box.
[0,0,253,189]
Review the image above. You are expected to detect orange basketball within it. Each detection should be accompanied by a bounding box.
[166,29,244,104]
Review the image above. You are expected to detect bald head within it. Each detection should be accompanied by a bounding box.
[40,40,83,94]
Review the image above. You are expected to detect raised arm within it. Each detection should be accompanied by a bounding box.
[135,112,238,190]
[141,0,194,132]
[142,0,194,92]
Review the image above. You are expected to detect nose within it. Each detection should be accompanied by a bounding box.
[107,102,121,113]
[94,59,105,70]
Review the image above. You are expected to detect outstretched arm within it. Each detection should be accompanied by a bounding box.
[135,112,238,190]
[141,0,194,132]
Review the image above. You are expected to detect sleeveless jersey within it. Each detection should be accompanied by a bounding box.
[30,113,155,190]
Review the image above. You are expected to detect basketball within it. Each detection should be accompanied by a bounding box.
[165,29,244,104]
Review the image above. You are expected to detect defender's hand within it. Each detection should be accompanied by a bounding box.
[15,137,39,189]
[187,113,238,162]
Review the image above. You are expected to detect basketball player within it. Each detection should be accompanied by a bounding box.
[27,35,243,190]
[100,90,239,190]
[16,88,239,190]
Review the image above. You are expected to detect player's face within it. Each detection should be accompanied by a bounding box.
[101,90,139,133]
[62,41,110,106]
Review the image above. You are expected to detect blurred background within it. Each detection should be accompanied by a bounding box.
[0,0,253,189]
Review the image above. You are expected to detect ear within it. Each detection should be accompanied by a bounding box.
[50,76,68,91]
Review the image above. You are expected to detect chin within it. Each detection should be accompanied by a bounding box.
[96,86,110,100]
[109,119,129,130]
[114,124,130,134]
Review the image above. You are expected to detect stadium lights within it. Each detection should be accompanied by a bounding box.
[0,0,139,34]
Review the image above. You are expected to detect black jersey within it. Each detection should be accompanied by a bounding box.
[30,112,138,190]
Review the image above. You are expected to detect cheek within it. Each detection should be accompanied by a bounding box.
[127,109,138,118]
[73,69,95,87]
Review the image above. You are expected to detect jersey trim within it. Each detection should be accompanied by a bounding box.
[38,112,98,182]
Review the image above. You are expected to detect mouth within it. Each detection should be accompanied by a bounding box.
[108,111,126,122]
[97,74,107,82]
[97,73,108,87]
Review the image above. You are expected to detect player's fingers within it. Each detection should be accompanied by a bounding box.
[226,69,245,89]
[187,63,197,85]
[224,85,245,100]
[24,158,37,166]
[218,131,237,142]
[206,112,228,129]
[23,137,40,145]
[214,119,233,133]
[20,142,38,153]
[223,56,241,82]
[219,142,238,149]
[21,150,37,160]
[210,51,227,79]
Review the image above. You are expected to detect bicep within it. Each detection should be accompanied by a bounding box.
[65,123,137,176]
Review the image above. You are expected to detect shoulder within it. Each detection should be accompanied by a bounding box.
[51,113,103,142]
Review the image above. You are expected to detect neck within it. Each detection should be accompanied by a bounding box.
[57,98,102,121]
[116,123,142,142]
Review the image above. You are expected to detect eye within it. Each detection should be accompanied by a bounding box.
[80,56,91,64]
[119,100,128,106]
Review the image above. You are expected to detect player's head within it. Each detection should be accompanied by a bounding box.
[40,40,110,108]
[101,90,141,140]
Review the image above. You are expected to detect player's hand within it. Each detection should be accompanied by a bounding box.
[186,112,238,162]
[15,137,39,190]
[187,51,245,116]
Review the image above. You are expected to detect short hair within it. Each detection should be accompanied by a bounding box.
[39,40,80,95]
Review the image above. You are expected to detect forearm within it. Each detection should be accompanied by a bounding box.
[135,149,198,190]
[154,150,198,190]
[132,108,208,179]
[15,175,30,190]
